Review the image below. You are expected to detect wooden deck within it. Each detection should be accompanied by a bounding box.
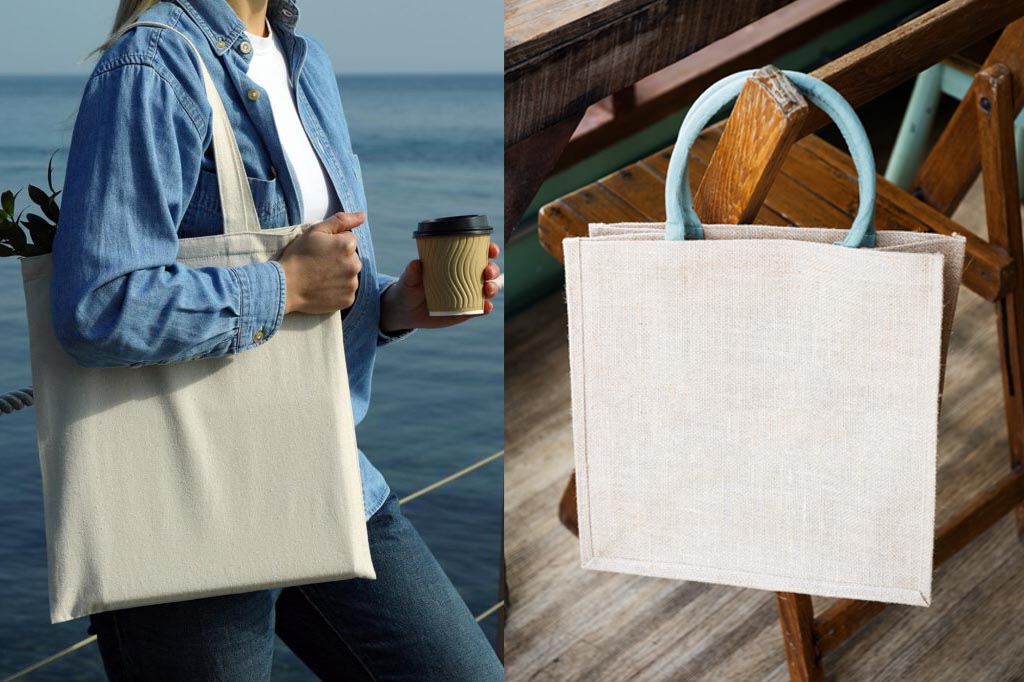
[504,181,1024,681]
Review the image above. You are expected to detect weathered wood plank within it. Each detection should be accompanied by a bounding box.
[554,0,884,171]
[802,0,1024,137]
[505,0,797,147]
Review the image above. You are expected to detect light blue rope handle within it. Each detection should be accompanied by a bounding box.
[664,70,877,248]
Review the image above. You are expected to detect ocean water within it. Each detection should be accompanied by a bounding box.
[0,74,503,679]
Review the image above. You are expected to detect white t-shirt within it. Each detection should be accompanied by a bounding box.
[245,22,339,224]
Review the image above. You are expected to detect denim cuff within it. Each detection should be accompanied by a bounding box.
[377,279,415,346]
[230,261,287,353]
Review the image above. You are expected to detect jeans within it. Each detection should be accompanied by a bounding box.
[87,494,502,681]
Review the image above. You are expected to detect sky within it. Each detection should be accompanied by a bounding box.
[0,0,502,75]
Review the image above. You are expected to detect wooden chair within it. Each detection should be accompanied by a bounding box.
[537,2,1024,679]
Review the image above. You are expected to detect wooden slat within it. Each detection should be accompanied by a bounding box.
[802,0,1024,137]
[913,20,1024,215]
[695,66,809,224]
[555,0,884,171]
[538,149,711,261]
[793,134,1015,301]
[935,470,1024,566]
[505,0,796,147]
[539,125,1016,303]
[606,141,789,225]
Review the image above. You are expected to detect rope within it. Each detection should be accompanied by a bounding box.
[0,387,33,415]
[474,600,505,623]
[3,635,97,682]
[399,450,503,505]
[1,449,505,679]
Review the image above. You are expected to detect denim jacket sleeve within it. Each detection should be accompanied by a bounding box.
[375,272,414,346]
[50,62,286,369]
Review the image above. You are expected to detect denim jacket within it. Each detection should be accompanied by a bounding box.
[50,0,399,519]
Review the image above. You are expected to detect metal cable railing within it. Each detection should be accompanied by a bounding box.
[8,594,509,680]
[1,389,504,680]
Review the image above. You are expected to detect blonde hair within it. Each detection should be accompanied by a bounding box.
[94,0,159,54]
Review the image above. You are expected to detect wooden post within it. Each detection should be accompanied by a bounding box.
[504,114,583,242]
[975,63,1024,539]
[695,65,809,222]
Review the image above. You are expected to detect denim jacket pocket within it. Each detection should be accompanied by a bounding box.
[180,168,289,236]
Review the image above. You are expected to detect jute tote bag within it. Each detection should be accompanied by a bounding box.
[565,70,966,606]
[20,22,373,623]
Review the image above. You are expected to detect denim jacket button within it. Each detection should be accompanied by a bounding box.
[247,88,261,101]
[239,41,252,55]
[253,327,266,343]
[216,39,227,49]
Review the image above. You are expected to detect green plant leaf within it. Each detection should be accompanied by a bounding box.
[22,213,54,253]
[1,190,14,217]
[28,184,49,207]
[0,221,27,251]
[41,198,59,224]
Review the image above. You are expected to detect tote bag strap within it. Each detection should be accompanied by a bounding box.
[113,21,261,235]
[664,69,877,248]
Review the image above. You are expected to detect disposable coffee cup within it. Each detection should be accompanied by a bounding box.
[414,215,493,316]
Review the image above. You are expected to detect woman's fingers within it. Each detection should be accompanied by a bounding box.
[482,262,500,282]
[484,281,500,298]
[488,242,500,258]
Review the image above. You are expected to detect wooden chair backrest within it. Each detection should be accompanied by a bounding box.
[697,0,1024,225]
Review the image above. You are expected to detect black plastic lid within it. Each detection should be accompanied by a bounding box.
[413,214,492,238]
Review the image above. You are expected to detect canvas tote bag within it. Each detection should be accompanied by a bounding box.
[20,22,373,623]
[565,70,966,607]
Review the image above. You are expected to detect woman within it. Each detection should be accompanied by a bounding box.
[49,0,503,679]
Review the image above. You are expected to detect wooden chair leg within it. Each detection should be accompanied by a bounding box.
[558,471,579,536]
[776,593,823,682]
[975,63,1024,540]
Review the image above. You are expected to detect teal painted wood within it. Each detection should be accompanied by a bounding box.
[664,70,877,248]
[885,63,1024,195]
[884,64,943,189]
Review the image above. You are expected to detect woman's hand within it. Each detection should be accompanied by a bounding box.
[380,242,501,333]
[280,212,364,315]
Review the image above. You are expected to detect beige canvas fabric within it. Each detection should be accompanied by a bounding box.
[20,23,372,624]
[565,223,965,606]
